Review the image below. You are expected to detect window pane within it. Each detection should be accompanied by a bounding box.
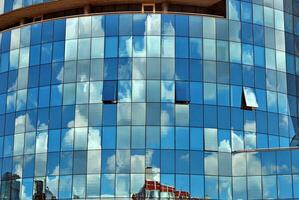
[243,87,258,109]
[175,82,189,104]
[102,81,117,103]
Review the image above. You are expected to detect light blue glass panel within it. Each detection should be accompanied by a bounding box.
[92,15,105,37]
[205,176,218,199]
[204,83,216,105]
[118,81,131,102]
[294,175,299,198]
[119,36,132,57]
[203,17,215,38]
[76,82,89,104]
[203,39,216,60]
[161,36,174,58]
[175,104,189,126]
[132,80,145,102]
[278,175,292,199]
[190,38,202,59]
[242,44,253,65]
[217,40,229,62]
[19,47,29,67]
[78,38,91,60]
[66,18,78,39]
[264,7,274,28]
[65,39,78,61]
[9,49,19,70]
[230,42,241,63]
[133,36,146,57]
[91,37,104,58]
[147,36,160,57]
[146,14,161,35]
[63,83,76,105]
[204,128,217,151]
[79,16,91,38]
[10,28,20,50]
[89,81,102,103]
[161,81,174,103]
[265,48,276,69]
[233,177,247,199]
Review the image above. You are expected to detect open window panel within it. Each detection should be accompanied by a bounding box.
[175,81,190,104]
[102,81,118,104]
[242,87,258,110]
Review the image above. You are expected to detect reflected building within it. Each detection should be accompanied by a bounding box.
[132,167,202,199]
[1,172,20,200]
[0,0,299,199]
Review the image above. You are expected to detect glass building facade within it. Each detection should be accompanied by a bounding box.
[0,0,299,199]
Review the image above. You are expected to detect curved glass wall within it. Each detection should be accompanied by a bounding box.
[0,0,299,199]
[0,0,51,14]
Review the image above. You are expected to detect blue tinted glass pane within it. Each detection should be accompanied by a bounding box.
[54,19,66,41]
[104,59,117,80]
[1,31,11,52]
[278,175,292,199]
[39,64,51,86]
[102,127,116,149]
[175,59,189,80]
[190,82,202,104]
[42,21,54,43]
[190,38,202,59]
[105,15,119,36]
[229,0,240,20]
[175,15,188,36]
[105,37,118,58]
[241,2,252,22]
[29,45,41,66]
[0,73,8,93]
[41,43,52,64]
[31,24,42,45]
[162,15,175,36]
[176,37,189,58]
[175,82,189,103]
[103,81,117,103]
[53,41,65,62]
[189,16,202,37]
[133,14,146,35]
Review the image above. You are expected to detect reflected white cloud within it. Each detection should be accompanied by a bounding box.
[161,108,171,125]
[146,14,161,35]
[132,80,145,101]
[15,114,25,133]
[244,120,256,132]
[232,131,244,151]
[219,139,231,152]
[118,81,131,102]
[161,81,174,102]
[204,153,218,175]
[88,128,102,149]
[6,92,16,111]
[35,131,48,153]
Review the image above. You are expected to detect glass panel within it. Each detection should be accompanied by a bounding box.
[102,81,117,103]
[175,81,189,104]
[243,87,258,109]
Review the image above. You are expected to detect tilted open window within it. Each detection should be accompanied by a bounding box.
[175,81,190,104]
[103,81,118,104]
[242,87,258,110]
